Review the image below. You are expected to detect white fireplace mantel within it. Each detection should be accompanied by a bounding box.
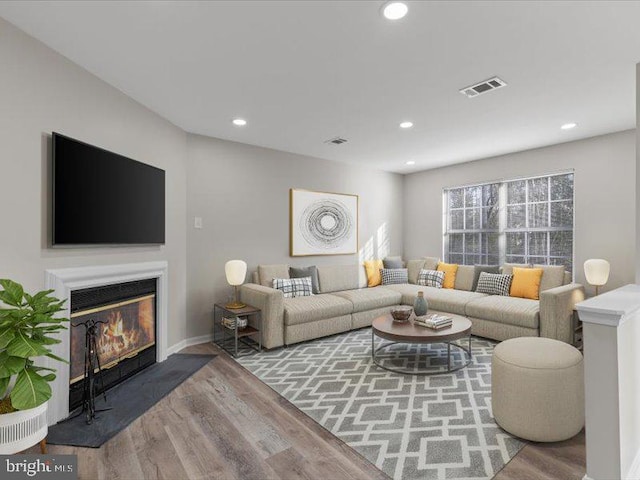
[44,261,169,425]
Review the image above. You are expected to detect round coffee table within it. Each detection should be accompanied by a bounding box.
[371,313,473,375]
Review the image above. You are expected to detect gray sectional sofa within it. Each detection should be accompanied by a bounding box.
[239,258,585,350]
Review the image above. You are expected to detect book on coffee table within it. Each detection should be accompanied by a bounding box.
[414,314,453,330]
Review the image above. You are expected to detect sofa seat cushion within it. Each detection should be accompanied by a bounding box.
[383,284,487,315]
[332,287,401,313]
[466,295,540,329]
[283,294,353,326]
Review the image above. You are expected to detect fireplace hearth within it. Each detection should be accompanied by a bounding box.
[69,279,157,411]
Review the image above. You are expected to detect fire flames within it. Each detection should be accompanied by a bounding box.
[98,310,138,360]
[69,296,155,383]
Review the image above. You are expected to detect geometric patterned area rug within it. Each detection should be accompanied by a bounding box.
[237,328,524,480]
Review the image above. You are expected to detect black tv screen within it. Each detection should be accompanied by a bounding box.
[52,133,165,245]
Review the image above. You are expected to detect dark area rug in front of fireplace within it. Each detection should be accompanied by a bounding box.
[47,353,215,448]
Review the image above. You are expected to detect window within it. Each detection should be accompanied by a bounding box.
[444,172,574,273]
[445,184,500,266]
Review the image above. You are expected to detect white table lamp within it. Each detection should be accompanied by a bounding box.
[225,260,247,309]
[584,259,610,295]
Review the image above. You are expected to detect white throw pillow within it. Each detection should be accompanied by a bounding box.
[272,277,313,298]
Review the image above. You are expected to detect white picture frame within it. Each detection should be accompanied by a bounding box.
[290,189,359,257]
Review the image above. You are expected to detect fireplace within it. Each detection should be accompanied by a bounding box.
[44,261,168,425]
[69,279,157,410]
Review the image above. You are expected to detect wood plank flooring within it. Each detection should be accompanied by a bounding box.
[494,431,586,480]
[28,342,388,480]
[27,342,586,480]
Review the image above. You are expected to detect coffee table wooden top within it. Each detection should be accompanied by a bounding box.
[372,313,472,343]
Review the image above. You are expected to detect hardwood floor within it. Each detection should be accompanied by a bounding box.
[28,342,586,480]
[494,431,586,480]
[28,342,389,480]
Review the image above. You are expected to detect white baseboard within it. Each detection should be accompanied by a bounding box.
[627,448,640,480]
[167,333,214,356]
[583,476,593,480]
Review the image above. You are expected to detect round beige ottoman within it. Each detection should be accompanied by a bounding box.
[491,337,584,442]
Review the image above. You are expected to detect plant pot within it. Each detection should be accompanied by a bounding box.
[0,402,48,454]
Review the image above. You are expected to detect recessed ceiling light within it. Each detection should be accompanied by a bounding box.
[561,122,577,130]
[399,121,413,129]
[232,118,247,126]
[406,160,416,165]
[381,1,408,20]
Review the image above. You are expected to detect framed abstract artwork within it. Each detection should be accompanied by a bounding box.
[290,189,359,256]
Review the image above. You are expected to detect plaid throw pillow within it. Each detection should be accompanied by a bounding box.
[417,269,445,288]
[475,272,513,296]
[272,277,313,298]
[381,268,408,285]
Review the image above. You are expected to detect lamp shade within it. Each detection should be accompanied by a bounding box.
[584,259,610,286]
[225,260,247,286]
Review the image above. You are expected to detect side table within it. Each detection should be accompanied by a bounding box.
[572,308,583,351]
[213,303,262,357]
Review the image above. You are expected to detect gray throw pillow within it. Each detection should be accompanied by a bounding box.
[383,256,404,269]
[289,266,320,294]
[472,265,500,291]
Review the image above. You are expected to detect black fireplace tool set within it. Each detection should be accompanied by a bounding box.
[66,318,112,425]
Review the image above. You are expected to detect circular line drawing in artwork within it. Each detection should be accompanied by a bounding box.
[299,199,354,249]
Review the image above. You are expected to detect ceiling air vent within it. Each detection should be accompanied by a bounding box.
[459,76,507,98]
[324,137,348,145]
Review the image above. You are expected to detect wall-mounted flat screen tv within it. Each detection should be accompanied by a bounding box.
[52,133,165,245]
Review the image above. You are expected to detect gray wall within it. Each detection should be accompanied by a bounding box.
[186,134,404,338]
[404,130,636,292]
[2,14,637,348]
[0,18,188,346]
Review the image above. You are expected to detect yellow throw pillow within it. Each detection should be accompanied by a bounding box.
[437,262,459,289]
[364,259,384,287]
[510,267,544,300]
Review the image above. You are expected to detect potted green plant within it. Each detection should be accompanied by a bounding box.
[0,279,68,454]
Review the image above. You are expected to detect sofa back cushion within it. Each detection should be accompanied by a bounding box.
[563,271,571,285]
[358,265,368,289]
[317,264,360,293]
[407,259,426,284]
[422,256,439,271]
[258,264,289,287]
[501,263,528,275]
[533,264,566,292]
[454,265,475,291]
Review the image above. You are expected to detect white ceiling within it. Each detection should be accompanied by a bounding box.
[1,1,639,173]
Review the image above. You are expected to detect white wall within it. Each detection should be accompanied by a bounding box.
[0,18,188,346]
[636,63,640,283]
[186,134,404,339]
[404,130,636,291]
